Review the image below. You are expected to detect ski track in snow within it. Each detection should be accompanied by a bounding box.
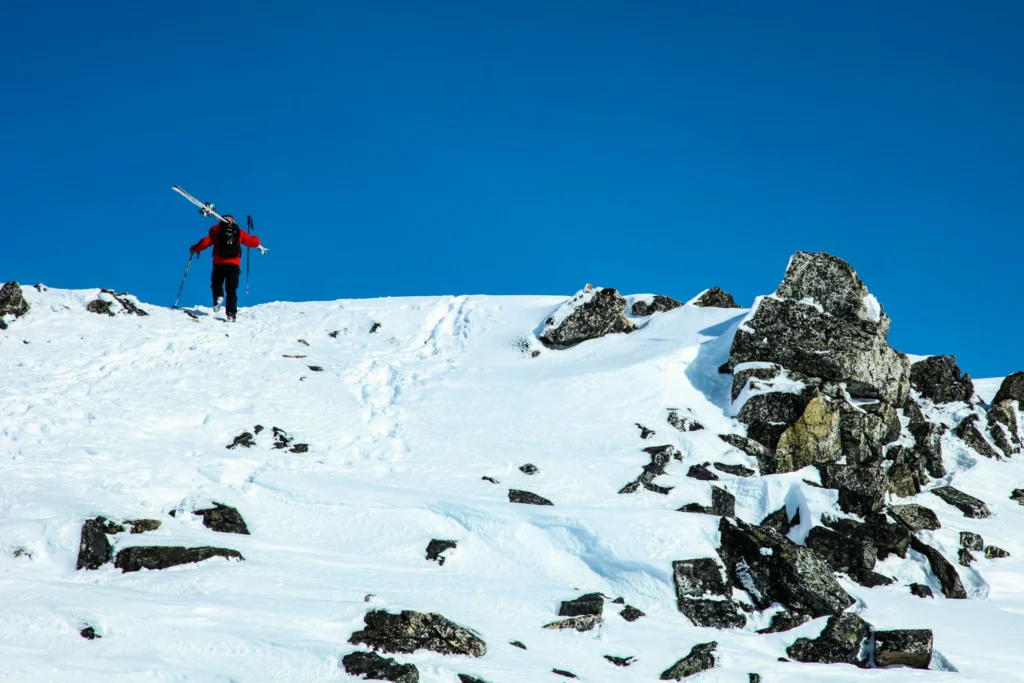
[0,287,1023,682]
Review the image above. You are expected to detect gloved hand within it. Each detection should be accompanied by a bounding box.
[257,245,270,255]
[189,245,199,254]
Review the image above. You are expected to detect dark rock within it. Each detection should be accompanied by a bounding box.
[328,330,340,338]
[604,655,634,667]
[679,487,735,517]
[874,629,933,669]
[544,615,602,632]
[482,476,499,484]
[341,651,419,683]
[369,322,381,334]
[193,503,250,535]
[759,506,798,535]
[539,287,634,347]
[632,295,683,316]
[80,626,100,640]
[508,489,552,506]
[718,434,777,475]
[552,669,577,679]
[909,536,967,599]
[619,605,645,622]
[510,641,526,650]
[425,539,457,565]
[958,548,975,566]
[955,414,1002,459]
[712,462,755,477]
[87,299,115,316]
[907,419,947,479]
[0,281,30,329]
[992,372,1024,407]
[960,532,984,551]
[749,675,761,683]
[76,518,113,570]
[785,613,873,667]
[847,568,894,587]
[667,410,704,432]
[716,517,854,617]
[87,290,148,317]
[1012,488,1024,505]
[756,610,811,634]
[611,597,625,604]
[457,675,489,683]
[289,443,309,453]
[349,610,486,657]
[987,401,1021,457]
[227,432,255,449]
[736,391,811,454]
[910,583,934,598]
[114,546,243,572]
[693,287,740,309]
[821,515,909,561]
[620,445,680,495]
[889,504,940,531]
[673,558,728,598]
[125,519,161,534]
[636,423,655,439]
[678,598,747,629]
[687,463,719,481]
[931,486,990,518]
[886,455,922,499]
[518,463,538,475]
[805,526,876,571]
[985,545,1010,559]
[910,356,974,404]
[820,465,888,516]
[660,641,718,680]
[838,401,901,466]
[730,363,783,402]
[558,593,603,617]
[774,397,843,474]
[308,365,323,372]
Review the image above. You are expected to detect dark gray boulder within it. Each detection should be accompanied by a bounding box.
[756,611,811,634]
[80,626,100,640]
[125,519,162,534]
[619,445,680,495]
[759,506,799,536]
[692,287,740,309]
[604,655,634,667]
[686,463,718,481]
[0,281,29,329]
[955,414,1001,459]
[193,503,250,535]
[114,546,243,572]
[678,487,735,517]
[667,410,704,432]
[619,605,645,622]
[342,651,419,683]
[349,610,486,657]
[874,629,933,669]
[543,615,602,632]
[907,419,947,479]
[539,287,634,347]
[76,518,113,570]
[508,489,552,506]
[457,675,490,683]
[716,517,854,617]
[425,539,457,565]
[805,526,876,572]
[959,548,975,566]
[730,363,783,402]
[713,462,755,477]
[846,569,894,587]
[992,372,1024,407]
[909,356,974,404]
[985,545,1010,559]
[518,463,538,475]
[785,613,873,667]
[718,434,777,475]
[632,295,682,316]
[552,669,577,679]
[558,593,603,617]
[931,486,990,518]
[838,401,901,466]
[1012,488,1024,505]
[909,536,967,599]
[885,446,924,498]
[86,290,149,317]
[660,641,718,680]
[820,465,888,516]
[227,432,255,449]
[673,558,728,598]
[959,532,983,551]
[822,515,910,561]
[678,598,747,629]
[987,401,1021,457]
[736,391,811,454]
[889,504,941,531]
[909,583,934,598]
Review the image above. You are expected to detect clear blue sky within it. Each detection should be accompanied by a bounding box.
[2,2,1021,376]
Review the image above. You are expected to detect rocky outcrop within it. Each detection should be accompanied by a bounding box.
[349,610,486,657]
[931,486,990,518]
[820,465,888,516]
[805,526,876,573]
[874,629,933,669]
[692,287,740,309]
[672,558,746,629]
[114,546,243,572]
[632,295,682,316]
[125,519,161,534]
[909,536,966,599]
[1012,488,1024,505]
[713,463,755,477]
[86,290,149,317]
[718,434,776,475]
[686,463,718,481]
[518,463,538,474]
[508,489,553,506]
[543,615,602,632]
[0,281,29,329]
[821,515,909,561]
[678,486,735,517]
[660,641,718,680]
[76,518,113,570]
[342,651,419,683]
[774,397,842,473]
[619,445,680,495]
[756,610,810,634]
[909,356,974,404]
[889,504,940,531]
[985,545,1010,559]
[425,540,457,565]
[667,410,704,432]
[736,390,811,455]
[558,593,603,617]
[604,655,634,667]
[785,613,872,667]
[960,532,984,551]
[619,605,645,621]
[955,413,1002,459]
[839,401,901,466]
[987,401,1021,457]
[193,503,250,535]
[992,372,1024,407]
[759,505,799,536]
[539,287,633,347]
[909,583,934,598]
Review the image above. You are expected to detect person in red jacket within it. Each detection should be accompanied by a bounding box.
[190,215,265,321]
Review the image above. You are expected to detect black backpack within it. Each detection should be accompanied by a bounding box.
[217,221,241,259]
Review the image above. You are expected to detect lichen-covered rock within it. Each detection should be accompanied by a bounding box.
[838,401,901,466]
[736,391,811,454]
[619,605,645,622]
[718,434,777,475]
[805,526,877,572]
[632,295,682,316]
[820,465,888,516]
[716,517,854,617]
[0,281,30,329]
[889,504,941,531]
[678,598,747,629]
[193,503,250,535]
[874,629,933,669]
[86,289,149,317]
[821,515,910,560]
[558,593,603,617]
[508,489,553,506]
[985,545,1010,559]
[909,536,967,599]
[713,462,755,477]
[756,610,811,634]
[931,486,990,518]
[987,401,1021,457]
[775,397,843,473]
[125,519,162,534]
[543,615,602,632]
[960,532,984,551]
[667,410,704,432]
[349,610,487,657]
[660,641,718,680]
[342,651,419,683]
[959,548,975,566]
[909,356,974,404]
[114,546,243,572]
[678,487,735,517]
[992,372,1024,407]
[692,287,740,309]
[673,558,728,599]
[907,418,947,479]
[76,517,113,570]
[539,287,634,347]
[425,539,457,565]
[785,613,873,667]
[759,505,799,536]
[955,414,1002,459]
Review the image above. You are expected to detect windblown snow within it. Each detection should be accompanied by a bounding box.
[1,285,1023,682]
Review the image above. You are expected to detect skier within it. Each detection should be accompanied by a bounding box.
[189,215,265,321]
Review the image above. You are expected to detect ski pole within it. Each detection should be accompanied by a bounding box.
[246,215,254,294]
[173,253,194,309]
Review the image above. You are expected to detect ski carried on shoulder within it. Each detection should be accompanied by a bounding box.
[172,185,229,223]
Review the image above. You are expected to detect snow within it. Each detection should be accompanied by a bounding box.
[1,286,1023,681]
[862,293,882,323]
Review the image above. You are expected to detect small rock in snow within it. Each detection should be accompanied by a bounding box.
[341,651,419,683]
[985,545,1010,559]
[960,532,984,551]
[604,655,634,667]
[80,626,100,640]
[518,463,538,475]
[619,605,645,622]
[193,503,250,535]
[425,539,457,565]
[508,489,552,506]
[909,583,934,599]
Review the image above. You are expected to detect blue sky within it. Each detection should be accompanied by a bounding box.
[1,2,1021,376]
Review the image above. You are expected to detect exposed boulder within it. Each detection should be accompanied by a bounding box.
[909,356,974,404]
[716,517,854,617]
[619,445,680,495]
[960,532,983,551]
[985,545,1010,559]
[457,675,490,683]
[227,432,255,449]
[759,505,799,536]
[660,641,718,680]
[910,583,934,598]
[193,503,250,535]
[543,615,602,632]
[686,463,718,481]
[114,546,242,572]
[931,486,990,518]
[692,287,740,309]
[846,569,894,587]
[552,669,577,679]
[636,423,655,439]
[86,290,149,317]
[736,391,810,455]
[679,599,747,629]
[349,610,486,657]
[785,613,873,667]
[885,449,922,498]
[774,397,842,473]
[518,463,538,475]
[632,295,682,316]
[907,419,947,479]
[80,626,100,640]
[889,504,940,531]
[1012,489,1024,505]
[604,655,634,667]
[0,281,29,329]
[619,605,645,622]
[76,517,114,570]
[987,401,1021,457]
[821,515,909,560]
[805,526,876,572]
[425,539,457,565]
[756,611,811,634]
[558,593,603,617]
[909,536,967,599]
[539,287,634,347]
[125,519,162,534]
[678,486,735,517]
[820,465,888,517]
[730,363,783,402]
[874,629,933,669]
[838,401,901,466]
[718,434,777,475]
[667,410,704,432]
[672,558,747,628]
[508,489,553,506]
[992,372,1024,407]
[955,414,1002,459]
[959,548,975,566]
[341,651,419,683]
[713,462,755,477]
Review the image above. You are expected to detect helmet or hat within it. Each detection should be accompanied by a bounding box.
[222,214,236,223]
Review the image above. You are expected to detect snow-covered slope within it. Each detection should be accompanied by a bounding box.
[1,285,1023,682]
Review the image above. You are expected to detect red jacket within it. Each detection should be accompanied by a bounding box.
[192,223,261,266]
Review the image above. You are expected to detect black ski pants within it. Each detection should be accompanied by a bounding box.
[211,263,240,316]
